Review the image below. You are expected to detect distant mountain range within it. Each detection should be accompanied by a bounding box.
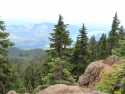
[3,21,112,50]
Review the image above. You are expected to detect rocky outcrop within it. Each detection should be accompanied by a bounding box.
[36,84,107,94]
[78,55,125,90]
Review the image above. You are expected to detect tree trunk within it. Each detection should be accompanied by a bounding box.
[0,82,6,94]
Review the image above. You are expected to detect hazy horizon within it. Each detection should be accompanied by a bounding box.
[1,0,125,25]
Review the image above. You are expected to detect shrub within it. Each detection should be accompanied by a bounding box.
[95,59,125,94]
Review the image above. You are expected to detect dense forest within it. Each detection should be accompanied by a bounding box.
[5,47,47,65]
[1,12,125,94]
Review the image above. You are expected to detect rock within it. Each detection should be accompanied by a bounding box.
[78,55,125,90]
[6,90,18,94]
[36,84,107,94]
[103,55,125,66]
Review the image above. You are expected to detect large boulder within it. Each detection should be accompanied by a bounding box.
[78,55,125,90]
[36,84,107,94]
[6,90,18,94]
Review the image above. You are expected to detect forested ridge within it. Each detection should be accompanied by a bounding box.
[5,47,47,65]
[1,12,125,94]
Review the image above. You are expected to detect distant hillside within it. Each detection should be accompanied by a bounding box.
[5,22,110,50]
[6,47,46,59]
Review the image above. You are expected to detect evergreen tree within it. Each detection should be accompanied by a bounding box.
[118,25,125,40]
[99,34,109,60]
[38,58,77,90]
[41,14,76,84]
[45,14,73,59]
[0,17,22,94]
[69,23,92,82]
[111,39,125,59]
[27,80,32,93]
[34,67,43,88]
[88,34,98,62]
[24,65,36,91]
[107,12,121,56]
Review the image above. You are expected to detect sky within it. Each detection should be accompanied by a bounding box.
[0,0,125,49]
[0,0,125,25]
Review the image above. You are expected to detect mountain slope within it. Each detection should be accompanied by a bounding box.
[5,22,110,50]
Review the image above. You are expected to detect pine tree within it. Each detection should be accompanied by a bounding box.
[99,34,109,60]
[69,23,92,82]
[88,34,98,62]
[45,14,73,59]
[107,12,121,56]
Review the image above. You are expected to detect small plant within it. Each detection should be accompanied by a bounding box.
[95,59,125,94]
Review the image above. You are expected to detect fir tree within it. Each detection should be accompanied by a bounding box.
[118,25,125,40]
[38,58,77,90]
[99,34,109,60]
[69,23,92,82]
[45,14,73,59]
[42,14,76,84]
[88,34,98,62]
[24,65,36,91]
[0,17,22,94]
[111,39,125,59]
[27,80,32,93]
[107,12,121,56]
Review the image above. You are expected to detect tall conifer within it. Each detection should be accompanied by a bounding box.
[45,14,73,59]
[41,14,77,85]
[118,25,125,40]
[88,34,98,62]
[69,23,92,82]
[0,17,21,94]
[99,34,109,59]
[107,12,121,55]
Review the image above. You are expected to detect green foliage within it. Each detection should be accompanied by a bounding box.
[99,34,109,60]
[27,80,32,93]
[107,12,121,56]
[24,65,36,90]
[111,39,125,59]
[33,85,42,94]
[118,25,125,40]
[6,47,46,60]
[69,23,93,82]
[95,60,125,94]
[17,80,25,93]
[88,34,98,62]
[45,14,73,59]
[38,57,77,90]
[9,56,29,65]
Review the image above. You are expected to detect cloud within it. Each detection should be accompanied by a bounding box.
[8,34,19,39]
[24,24,34,30]
[28,20,44,23]
[8,34,35,41]
[39,25,48,29]
[34,31,45,37]
[45,44,50,47]
[87,30,106,37]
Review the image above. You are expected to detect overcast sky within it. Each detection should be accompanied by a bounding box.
[0,0,125,25]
